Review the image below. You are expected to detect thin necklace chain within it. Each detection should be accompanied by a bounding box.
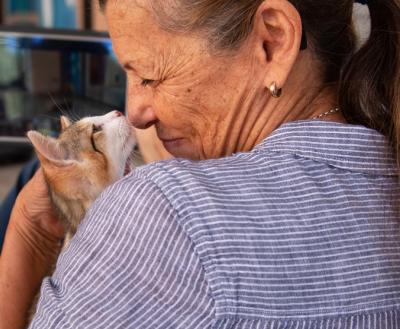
[312,107,340,120]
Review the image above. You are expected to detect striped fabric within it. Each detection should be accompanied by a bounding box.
[30,120,400,328]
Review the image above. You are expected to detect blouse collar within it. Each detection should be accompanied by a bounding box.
[254,120,397,177]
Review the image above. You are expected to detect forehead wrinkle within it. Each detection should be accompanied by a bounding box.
[108,3,167,50]
[106,0,150,20]
[122,46,158,75]
[108,7,178,78]
[104,0,146,10]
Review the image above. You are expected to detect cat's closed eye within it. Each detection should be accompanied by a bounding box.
[91,125,102,153]
[92,124,103,133]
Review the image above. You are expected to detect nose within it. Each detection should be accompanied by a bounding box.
[127,90,158,129]
[113,110,123,117]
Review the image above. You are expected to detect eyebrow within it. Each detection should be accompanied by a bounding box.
[98,0,107,11]
[122,62,137,72]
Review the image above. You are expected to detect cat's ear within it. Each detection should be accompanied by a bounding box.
[27,131,73,167]
[60,116,72,131]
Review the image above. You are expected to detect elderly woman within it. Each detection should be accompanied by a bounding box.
[1,0,400,328]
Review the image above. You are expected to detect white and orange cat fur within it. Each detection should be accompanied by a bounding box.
[26,110,137,321]
[27,110,137,246]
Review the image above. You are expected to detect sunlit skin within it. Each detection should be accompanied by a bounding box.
[0,2,352,327]
[106,0,346,160]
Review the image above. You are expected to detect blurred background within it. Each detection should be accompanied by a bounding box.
[1,0,107,30]
[0,0,127,202]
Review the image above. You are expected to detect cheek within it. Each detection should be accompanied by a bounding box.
[153,91,190,132]
[93,135,107,152]
[155,83,219,135]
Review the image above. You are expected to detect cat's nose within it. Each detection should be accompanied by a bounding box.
[113,110,123,117]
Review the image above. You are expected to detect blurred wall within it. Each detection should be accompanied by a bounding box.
[1,0,107,31]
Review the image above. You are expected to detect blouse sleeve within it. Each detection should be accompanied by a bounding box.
[29,175,215,329]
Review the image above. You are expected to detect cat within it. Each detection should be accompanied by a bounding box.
[27,110,137,245]
[26,110,138,321]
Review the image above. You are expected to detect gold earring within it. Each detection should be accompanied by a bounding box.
[269,81,282,98]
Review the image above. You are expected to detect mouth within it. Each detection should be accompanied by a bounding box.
[123,147,135,176]
[124,161,131,176]
[122,134,138,177]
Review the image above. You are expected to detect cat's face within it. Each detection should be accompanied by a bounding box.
[27,111,136,206]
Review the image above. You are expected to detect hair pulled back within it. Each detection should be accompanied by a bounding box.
[100,0,400,165]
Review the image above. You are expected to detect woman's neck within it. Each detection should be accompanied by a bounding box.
[228,54,347,154]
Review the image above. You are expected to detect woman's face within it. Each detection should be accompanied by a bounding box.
[106,2,266,160]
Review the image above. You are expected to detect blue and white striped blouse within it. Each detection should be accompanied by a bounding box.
[30,120,400,329]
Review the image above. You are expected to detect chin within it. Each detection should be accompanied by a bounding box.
[171,149,200,161]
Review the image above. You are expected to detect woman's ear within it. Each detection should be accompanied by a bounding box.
[251,0,303,90]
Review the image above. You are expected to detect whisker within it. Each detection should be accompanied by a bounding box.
[36,114,60,121]
[48,92,67,116]
[65,101,80,122]
[47,93,83,123]
[62,96,73,115]
[69,100,81,122]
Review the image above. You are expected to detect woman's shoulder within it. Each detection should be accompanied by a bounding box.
[98,153,271,222]
[122,152,271,196]
[105,120,398,211]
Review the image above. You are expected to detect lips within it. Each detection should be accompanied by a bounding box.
[160,137,182,143]
[160,138,184,149]
[156,127,184,153]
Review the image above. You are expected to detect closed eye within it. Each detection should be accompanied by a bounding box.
[92,124,103,133]
[141,79,155,87]
[91,125,102,153]
[91,134,100,153]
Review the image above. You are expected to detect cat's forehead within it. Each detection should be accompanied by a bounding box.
[63,120,89,135]
[79,115,110,126]
[58,120,91,146]
[60,115,106,137]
